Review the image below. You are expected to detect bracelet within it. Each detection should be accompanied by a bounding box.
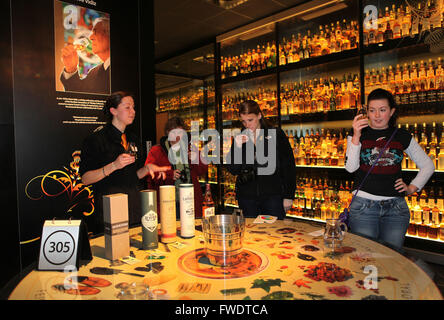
[103,166,108,177]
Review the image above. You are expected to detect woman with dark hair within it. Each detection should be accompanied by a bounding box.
[144,116,208,218]
[79,91,169,234]
[345,88,435,250]
[226,100,296,219]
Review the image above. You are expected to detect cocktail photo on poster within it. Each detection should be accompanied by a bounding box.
[54,1,111,95]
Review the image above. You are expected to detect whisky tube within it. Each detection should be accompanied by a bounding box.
[159,185,176,243]
[140,189,158,250]
[179,184,195,238]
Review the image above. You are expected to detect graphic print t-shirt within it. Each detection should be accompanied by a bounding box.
[354,127,411,197]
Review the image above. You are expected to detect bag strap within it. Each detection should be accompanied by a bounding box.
[347,128,398,209]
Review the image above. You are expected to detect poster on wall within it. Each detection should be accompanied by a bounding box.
[12,0,142,269]
[54,1,111,95]
[14,0,113,263]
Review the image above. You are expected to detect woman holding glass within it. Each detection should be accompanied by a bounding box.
[225,100,296,219]
[79,91,169,234]
[345,88,435,250]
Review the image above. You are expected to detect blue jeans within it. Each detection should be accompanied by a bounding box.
[349,196,410,251]
[238,195,285,219]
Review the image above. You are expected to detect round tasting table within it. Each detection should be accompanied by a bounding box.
[8,218,443,300]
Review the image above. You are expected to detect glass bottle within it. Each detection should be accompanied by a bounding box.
[438,124,444,170]
[202,183,215,218]
[428,203,439,239]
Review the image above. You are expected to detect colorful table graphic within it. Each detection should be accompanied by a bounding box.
[8,219,443,300]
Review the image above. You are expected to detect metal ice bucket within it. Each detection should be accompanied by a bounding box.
[202,209,245,267]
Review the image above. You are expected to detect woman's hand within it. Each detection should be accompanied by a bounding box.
[235,134,249,148]
[283,199,293,212]
[351,114,369,145]
[395,178,418,195]
[145,163,170,180]
[113,153,136,169]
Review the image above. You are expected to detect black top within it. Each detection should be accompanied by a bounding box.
[79,123,143,234]
[352,126,412,197]
[60,63,110,95]
[225,127,297,200]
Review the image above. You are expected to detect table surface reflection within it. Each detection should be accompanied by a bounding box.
[9,218,443,300]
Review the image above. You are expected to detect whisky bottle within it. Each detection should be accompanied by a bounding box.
[401,4,412,37]
[393,8,402,39]
[437,186,444,211]
[384,21,394,41]
[419,188,428,208]
[427,59,437,102]
[429,203,440,239]
[436,57,444,101]
[202,183,215,218]
[429,122,438,167]
[418,206,431,238]
[438,123,444,170]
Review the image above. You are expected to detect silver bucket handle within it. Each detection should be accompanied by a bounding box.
[232,208,244,221]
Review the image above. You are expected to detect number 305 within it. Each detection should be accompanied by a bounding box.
[48,241,71,253]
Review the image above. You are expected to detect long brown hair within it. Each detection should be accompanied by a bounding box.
[239,100,269,128]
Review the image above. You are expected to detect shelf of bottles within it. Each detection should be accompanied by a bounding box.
[221,74,278,127]
[286,172,354,222]
[364,43,444,117]
[285,127,349,168]
[283,120,444,171]
[220,24,276,80]
[156,84,206,128]
[398,121,444,171]
[214,0,444,247]
[362,0,443,49]
[280,55,361,124]
[284,171,444,243]
[278,0,359,68]
[406,183,444,243]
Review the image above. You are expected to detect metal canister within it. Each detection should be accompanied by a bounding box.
[140,189,158,250]
[159,185,176,243]
[179,184,195,238]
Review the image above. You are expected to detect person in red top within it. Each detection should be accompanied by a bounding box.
[145,117,208,218]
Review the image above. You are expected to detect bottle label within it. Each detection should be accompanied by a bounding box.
[204,207,215,218]
[142,210,158,233]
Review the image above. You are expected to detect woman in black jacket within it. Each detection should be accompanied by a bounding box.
[225,100,296,219]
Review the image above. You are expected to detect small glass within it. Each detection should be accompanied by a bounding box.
[323,218,348,249]
[116,282,152,300]
[127,142,138,159]
[357,105,368,119]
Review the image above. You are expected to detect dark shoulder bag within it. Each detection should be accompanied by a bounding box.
[339,128,398,228]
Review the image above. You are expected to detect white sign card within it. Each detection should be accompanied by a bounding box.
[38,219,91,271]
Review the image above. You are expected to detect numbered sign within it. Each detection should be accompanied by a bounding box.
[38,219,91,271]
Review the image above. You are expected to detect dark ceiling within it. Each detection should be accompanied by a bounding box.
[154,0,307,92]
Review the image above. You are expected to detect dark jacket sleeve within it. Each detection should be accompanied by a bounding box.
[277,128,296,199]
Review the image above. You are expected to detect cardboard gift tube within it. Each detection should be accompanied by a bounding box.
[140,189,158,250]
[103,193,130,261]
[159,185,176,243]
[179,184,195,238]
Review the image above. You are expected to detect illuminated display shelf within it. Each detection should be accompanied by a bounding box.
[208,0,444,253]
[294,165,444,173]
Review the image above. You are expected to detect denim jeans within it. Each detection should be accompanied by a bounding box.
[349,196,410,251]
[238,195,285,219]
